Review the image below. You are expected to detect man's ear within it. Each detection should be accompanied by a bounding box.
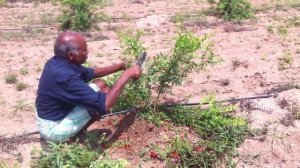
[67,52,74,61]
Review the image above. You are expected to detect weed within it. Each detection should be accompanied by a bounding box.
[11,100,35,118]
[19,67,29,76]
[140,111,168,126]
[84,131,107,149]
[139,149,151,161]
[12,100,25,115]
[31,141,128,168]
[278,52,294,70]
[149,144,168,160]
[5,73,17,84]
[267,25,274,33]
[112,139,131,148]
[277,25,289,37]
[31,142,99,168]
[16,82,28,91]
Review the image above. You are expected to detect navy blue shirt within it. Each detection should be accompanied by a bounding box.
[36,55,106,121]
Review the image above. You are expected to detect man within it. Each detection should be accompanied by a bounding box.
[35,31,141,142]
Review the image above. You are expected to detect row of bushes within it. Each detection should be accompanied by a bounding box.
[1,0,254,31]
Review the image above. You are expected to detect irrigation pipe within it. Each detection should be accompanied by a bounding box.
[0,94,275,139]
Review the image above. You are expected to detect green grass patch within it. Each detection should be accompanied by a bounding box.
[141,95,249,167]
[31,141,128,168]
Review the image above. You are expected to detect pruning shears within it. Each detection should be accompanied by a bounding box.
[136,52,147,67]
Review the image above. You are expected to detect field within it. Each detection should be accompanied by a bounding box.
[0,0,300,167]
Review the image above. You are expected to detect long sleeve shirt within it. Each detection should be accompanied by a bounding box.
[36,55,106,121]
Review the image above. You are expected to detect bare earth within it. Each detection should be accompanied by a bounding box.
[0,0,300,167]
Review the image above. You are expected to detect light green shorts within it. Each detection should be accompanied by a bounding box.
[37,83,100,142]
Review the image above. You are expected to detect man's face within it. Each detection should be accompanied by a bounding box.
[74,42,89,65]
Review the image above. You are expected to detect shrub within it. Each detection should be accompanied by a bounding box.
[148,33,220,111]
[209,0,253,20]
[105,30,151,110]
[59,0,108,31]
[107,31,220,112]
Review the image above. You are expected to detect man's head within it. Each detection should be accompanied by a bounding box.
[54,32,88,65]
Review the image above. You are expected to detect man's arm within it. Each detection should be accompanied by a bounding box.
[93,62,126,78]
[105,65,141,110]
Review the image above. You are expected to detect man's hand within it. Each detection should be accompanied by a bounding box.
[124,65,142,79]
[105,64,142,110]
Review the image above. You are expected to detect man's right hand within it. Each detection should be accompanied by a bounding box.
[125,65,142,79]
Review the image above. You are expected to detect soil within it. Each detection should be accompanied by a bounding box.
[0,0,300,167]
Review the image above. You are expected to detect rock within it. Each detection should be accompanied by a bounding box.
[136,14,168,28]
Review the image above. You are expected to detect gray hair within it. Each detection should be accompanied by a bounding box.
[54,41,79,58]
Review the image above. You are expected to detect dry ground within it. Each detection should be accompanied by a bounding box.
[0,0,300,167]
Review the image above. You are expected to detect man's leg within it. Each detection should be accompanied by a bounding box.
[38,81,111,142]
[37,106,91,142]
[80,79,111,132]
